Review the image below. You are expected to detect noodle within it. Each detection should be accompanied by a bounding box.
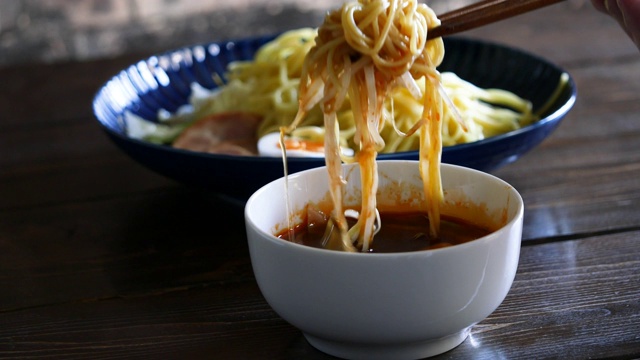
[285,0,445,252]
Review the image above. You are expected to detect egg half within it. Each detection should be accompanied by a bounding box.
[258,132,355,158]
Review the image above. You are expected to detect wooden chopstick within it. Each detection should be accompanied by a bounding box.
[427,0,566,40]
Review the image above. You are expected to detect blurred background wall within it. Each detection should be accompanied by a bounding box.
[0,0,472,68]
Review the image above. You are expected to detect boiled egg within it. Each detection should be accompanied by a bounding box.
[257,132,354,158]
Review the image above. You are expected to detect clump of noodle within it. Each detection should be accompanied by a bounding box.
[285,0,445,252]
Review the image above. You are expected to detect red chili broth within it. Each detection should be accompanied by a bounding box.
[275,209,494,253]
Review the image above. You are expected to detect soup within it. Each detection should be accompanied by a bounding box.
[276,209,494,253]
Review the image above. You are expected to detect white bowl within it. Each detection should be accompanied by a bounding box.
[245,161,523,360]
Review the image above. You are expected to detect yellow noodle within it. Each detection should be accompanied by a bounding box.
[193,27,536,156]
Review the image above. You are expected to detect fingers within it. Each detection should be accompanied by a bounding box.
[591,0,640,48]
[617,0,640,47]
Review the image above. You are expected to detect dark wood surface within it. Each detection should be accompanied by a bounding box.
[1,3,639,359]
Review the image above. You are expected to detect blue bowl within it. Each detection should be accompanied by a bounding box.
[93,35,576,199]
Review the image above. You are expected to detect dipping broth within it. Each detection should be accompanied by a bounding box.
[276,209,494,253]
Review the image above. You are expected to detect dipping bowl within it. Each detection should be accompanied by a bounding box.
[244,161,523,359]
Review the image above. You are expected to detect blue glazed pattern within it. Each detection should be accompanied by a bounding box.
[93,35,576,199]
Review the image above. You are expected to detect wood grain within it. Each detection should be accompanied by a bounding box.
[0,232,636,359]
[0,2,639,359]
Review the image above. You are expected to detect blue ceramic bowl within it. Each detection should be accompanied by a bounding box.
[93,35,576,199]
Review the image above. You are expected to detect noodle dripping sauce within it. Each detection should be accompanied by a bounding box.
[282,0,449,252]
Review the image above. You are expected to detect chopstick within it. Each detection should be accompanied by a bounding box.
[427,0,566,40]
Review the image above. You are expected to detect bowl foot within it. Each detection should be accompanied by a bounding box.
[304,327,470,360]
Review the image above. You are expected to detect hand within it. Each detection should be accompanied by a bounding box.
[591,0,640,48]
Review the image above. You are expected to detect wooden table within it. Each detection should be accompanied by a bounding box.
[1,3,639,359]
